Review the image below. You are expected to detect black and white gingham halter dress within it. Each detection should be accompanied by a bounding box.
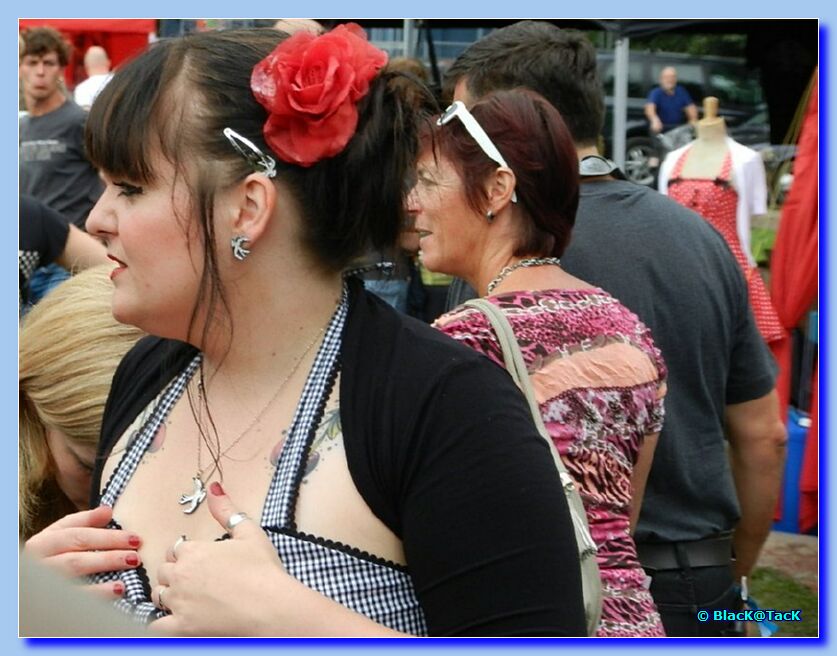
[91,286,428,634]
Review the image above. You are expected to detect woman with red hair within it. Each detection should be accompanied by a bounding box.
[420,89,668,636]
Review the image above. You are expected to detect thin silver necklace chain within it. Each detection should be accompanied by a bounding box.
[178,313,332,514]
[486,257,562,295]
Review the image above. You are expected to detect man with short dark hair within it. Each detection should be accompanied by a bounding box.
[20,27,103,229]
[19,27,104,302]
[443,21,786,637]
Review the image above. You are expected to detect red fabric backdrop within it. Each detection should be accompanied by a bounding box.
[19,19,155,89]
[768,69,819,530]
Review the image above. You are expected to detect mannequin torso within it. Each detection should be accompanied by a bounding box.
[679,118,732,182]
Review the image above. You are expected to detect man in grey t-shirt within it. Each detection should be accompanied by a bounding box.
[19,27,104,303]
[442,22,786,637]
[20,28,103,230]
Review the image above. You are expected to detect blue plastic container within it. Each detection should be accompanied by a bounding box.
[773,407,810,533]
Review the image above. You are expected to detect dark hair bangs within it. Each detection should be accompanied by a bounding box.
[85,40,181,185]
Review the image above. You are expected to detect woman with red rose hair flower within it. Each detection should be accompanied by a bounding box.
[23,27,585,636]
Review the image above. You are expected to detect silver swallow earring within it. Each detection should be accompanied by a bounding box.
[485,209,495,223]
[231,235,251,261]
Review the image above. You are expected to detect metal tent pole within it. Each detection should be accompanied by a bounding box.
[402,18,417,58]
[612,35,630,170]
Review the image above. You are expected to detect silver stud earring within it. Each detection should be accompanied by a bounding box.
[485,209,495,223]
[231,235,251,261]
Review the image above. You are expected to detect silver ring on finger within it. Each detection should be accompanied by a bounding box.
[158,585,170,612]
[172,535,187,562]
[225,511,250,532]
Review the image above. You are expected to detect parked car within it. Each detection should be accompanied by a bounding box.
[597,50,765,185]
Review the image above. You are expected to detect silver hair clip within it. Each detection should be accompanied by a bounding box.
[222,127,277,179]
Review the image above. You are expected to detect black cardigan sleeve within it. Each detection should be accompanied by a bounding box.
[341,285,586,636]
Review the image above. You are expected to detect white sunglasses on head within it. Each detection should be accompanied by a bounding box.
[437,101,518,203]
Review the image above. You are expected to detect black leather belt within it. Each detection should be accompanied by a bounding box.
[637,536,733,571]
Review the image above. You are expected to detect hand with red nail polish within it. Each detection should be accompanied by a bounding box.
[88,579,127,602]
[23,505,144,598]
[151,485,286,636]
[150,485,404,637]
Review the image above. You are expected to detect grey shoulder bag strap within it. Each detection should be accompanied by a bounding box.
[465,298,603,636]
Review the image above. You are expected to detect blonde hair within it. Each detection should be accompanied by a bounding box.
[19,266,144,539]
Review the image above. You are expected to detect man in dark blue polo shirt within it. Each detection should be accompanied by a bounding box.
[645,66,698,134]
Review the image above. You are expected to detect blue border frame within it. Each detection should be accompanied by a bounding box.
[10,7,828,655]
[817,20,828,646]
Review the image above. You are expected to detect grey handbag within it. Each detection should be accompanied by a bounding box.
[465,298,603,636]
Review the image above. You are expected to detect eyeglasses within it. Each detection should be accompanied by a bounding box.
[437,101,518,203]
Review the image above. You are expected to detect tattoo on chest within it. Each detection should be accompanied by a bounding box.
[269,428,289,468]
[140,422,167,466]
[302,407,342,481]
[148,422,167,453]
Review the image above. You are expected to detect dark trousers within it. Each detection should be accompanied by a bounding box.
[646,563,744,636]
[640,539,744,637]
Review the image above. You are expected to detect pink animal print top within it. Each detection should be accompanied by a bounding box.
[435,288,667,637]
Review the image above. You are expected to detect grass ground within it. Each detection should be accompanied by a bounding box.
[749,566,818,637]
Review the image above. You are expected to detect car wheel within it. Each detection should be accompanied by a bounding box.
[623,137,660,187]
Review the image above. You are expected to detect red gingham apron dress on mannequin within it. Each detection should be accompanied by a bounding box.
[668,150,784,343]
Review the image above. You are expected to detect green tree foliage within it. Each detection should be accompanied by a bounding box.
[631,33,747,57]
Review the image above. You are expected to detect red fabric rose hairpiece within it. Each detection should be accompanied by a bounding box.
[251,23,388,168]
